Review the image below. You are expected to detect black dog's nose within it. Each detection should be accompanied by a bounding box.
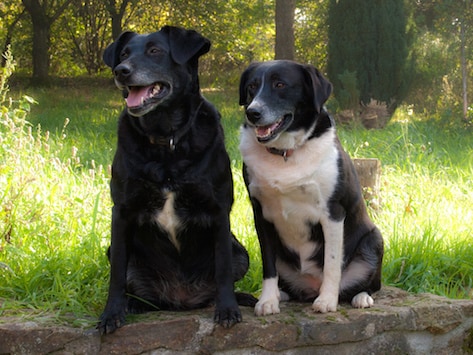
[114,63,132,82]
[246,107,262,124]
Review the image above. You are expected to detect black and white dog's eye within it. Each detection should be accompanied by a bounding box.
[248,83,258,92]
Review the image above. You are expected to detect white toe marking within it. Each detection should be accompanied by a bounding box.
[255,277,280,316]
[351,292,374,308]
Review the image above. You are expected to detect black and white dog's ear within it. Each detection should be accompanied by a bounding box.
[303,65,333,113]
[162,26,211,65]
[103,31,137,69]
[239,62,260,106]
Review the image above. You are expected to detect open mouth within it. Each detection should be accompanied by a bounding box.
[124,82,170,115]
[254,114,293,142]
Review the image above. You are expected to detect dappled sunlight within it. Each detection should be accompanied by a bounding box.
[2,72,472,322]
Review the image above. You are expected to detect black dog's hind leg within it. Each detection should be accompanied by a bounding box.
[231,234,258,307]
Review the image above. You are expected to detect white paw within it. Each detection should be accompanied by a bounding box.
[312,295,338,313]
[255,297,280,316]
[351,292,374,308]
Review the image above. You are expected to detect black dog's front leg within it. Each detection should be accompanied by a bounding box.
[98,206,131,335]
[213,215,241,328]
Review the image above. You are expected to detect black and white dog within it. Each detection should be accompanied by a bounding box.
[97,26,255,334]
[239,60,384,316]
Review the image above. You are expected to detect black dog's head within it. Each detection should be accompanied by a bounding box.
[239,60,332,145]
[103,26,210,117]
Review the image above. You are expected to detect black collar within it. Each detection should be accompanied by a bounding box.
[265,147,294,161]
[265,110,334,161]
[148,100,204,151]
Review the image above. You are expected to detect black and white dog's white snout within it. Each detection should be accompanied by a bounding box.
[245,97,272,125]
[245,100,294,144]
[245,106,263,125]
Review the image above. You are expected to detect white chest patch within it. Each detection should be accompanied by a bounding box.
[154,191,182,250]
[240,126,340,253]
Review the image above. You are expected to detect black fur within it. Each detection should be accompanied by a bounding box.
[97,26,255,335]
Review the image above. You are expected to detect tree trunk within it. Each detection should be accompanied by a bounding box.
[275,0,295,60]
[111,13,123,40]
[22,0,52,85]
[31,19,51,84]
[460,19,468,122]
[22,0,74,85]
[107,0,135,39]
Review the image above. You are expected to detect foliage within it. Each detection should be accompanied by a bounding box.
[294,0,329,67]
[406,0,473,121]
[1,1,472,123]
[336,70,360,113]
[327,0,409,110]
[61,0,110,75]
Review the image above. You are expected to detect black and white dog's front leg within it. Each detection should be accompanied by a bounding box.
[98,206,132,334]
[312,216,344,313]
[252,199,281,316]
[213,213,241,328]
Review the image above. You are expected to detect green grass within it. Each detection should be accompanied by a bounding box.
[1,68,472,327]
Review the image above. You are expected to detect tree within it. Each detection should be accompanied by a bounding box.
[293,0,329,67]
[444,0,472,122]
[105,0,137,40]
[22,0,74,84]
[407,0,472,121]
[0,1,26,66]
[327,0,409,113]
[275,0,295,60]
[63,0,110,75]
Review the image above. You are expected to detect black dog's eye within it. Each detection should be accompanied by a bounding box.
[274,81,286,89]
[120,49,129,60]
[148,46,163,56]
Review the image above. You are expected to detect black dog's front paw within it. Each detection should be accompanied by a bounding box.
[214,304,242,328]
[97,307,126,335]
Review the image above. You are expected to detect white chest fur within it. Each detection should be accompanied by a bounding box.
[240,126,340,253]
[154,191,181,250]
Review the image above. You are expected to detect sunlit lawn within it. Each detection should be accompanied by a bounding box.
[1,77,472,327]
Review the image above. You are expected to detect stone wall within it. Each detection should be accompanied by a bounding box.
[1,287,472,354]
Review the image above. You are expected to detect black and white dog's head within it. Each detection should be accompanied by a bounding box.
[239,60,332,150]
[103,26,210,117]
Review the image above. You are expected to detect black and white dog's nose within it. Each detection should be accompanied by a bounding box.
[246,107,262,124]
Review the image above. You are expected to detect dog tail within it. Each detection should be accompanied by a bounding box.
[235,292,258,307]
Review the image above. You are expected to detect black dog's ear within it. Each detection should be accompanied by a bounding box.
[302,65,333,113]
[239,62,260,106]
[162,26,211,65]
[103,31,137,69]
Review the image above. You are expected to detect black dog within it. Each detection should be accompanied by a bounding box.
[97,26,254,334]
[239,60,384,316]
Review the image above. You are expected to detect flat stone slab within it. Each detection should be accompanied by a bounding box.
[1,287,472,354]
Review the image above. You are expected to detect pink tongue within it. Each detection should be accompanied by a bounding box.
[125,86,153,107]
[256,122,279,138]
